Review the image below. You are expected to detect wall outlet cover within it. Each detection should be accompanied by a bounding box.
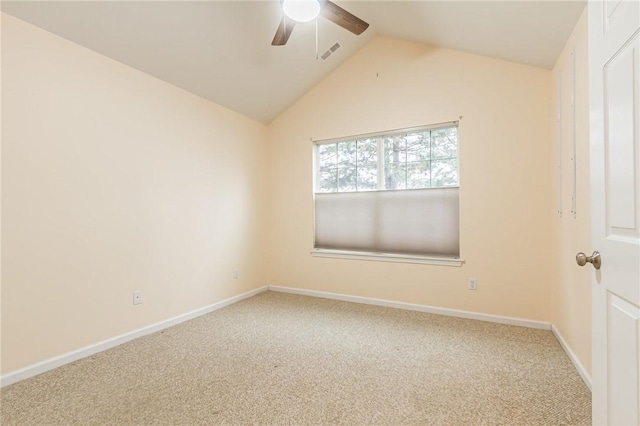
[468,278,477,290]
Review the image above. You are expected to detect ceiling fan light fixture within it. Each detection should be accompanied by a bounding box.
[282,0,321,23]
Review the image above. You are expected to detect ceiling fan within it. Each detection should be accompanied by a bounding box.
[272,0,369,46]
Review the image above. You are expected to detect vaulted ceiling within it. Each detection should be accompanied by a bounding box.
[1,1,586,123]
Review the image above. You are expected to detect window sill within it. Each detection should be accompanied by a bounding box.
[310,249,463,267]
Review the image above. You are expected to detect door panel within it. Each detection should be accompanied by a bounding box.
[604,34,638,239]
[607,293,639,426]
[589,0,640,424]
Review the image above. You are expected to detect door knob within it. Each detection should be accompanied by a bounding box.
[576,251,601,270]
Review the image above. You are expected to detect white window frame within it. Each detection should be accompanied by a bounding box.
[311,121,463,267]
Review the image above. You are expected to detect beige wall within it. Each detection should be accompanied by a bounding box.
[267,36,554,321]
[1,14,268,374]
[550,10,591,376]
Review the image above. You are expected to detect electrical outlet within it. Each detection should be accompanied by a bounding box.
[233,268,239,279]
[468,278,477,290]
[133,290,142,305]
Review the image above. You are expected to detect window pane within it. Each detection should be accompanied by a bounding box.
[383,135,407,165]
[338,169,356,191]
[318,143,337,168]
[407,161,431,189]
[357,138,377,166]
[432,127,457,159]
[356,138,377,190]
[317,143,337,192]
[406,132,430,162]
[384,163,406,190]
[338,141,357,166]
[338,141,357,192]
[383,135,407,190]
[317,166,337,193]
[357,165,378,191]
[431,159,458,187]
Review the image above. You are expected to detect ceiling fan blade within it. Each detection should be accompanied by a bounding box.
[271,16,296,46]
[320,0,369,35]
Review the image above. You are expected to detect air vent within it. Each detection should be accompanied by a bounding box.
[321,42,341,61]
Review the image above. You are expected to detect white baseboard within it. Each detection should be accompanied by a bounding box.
[268,285,551,330]
[1,286,269,388]
[551,325,592,391]
[3,284,590,393]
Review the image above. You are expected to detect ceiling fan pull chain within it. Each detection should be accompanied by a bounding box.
[315,18,319,60]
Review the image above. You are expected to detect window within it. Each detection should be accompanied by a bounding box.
[313,122,460,264]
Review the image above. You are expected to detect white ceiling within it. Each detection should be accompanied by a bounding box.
[2,1,586,123]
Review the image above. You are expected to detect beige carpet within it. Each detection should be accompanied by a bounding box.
[1,291,591,425]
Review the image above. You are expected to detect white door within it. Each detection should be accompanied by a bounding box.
[588,0,640,424]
